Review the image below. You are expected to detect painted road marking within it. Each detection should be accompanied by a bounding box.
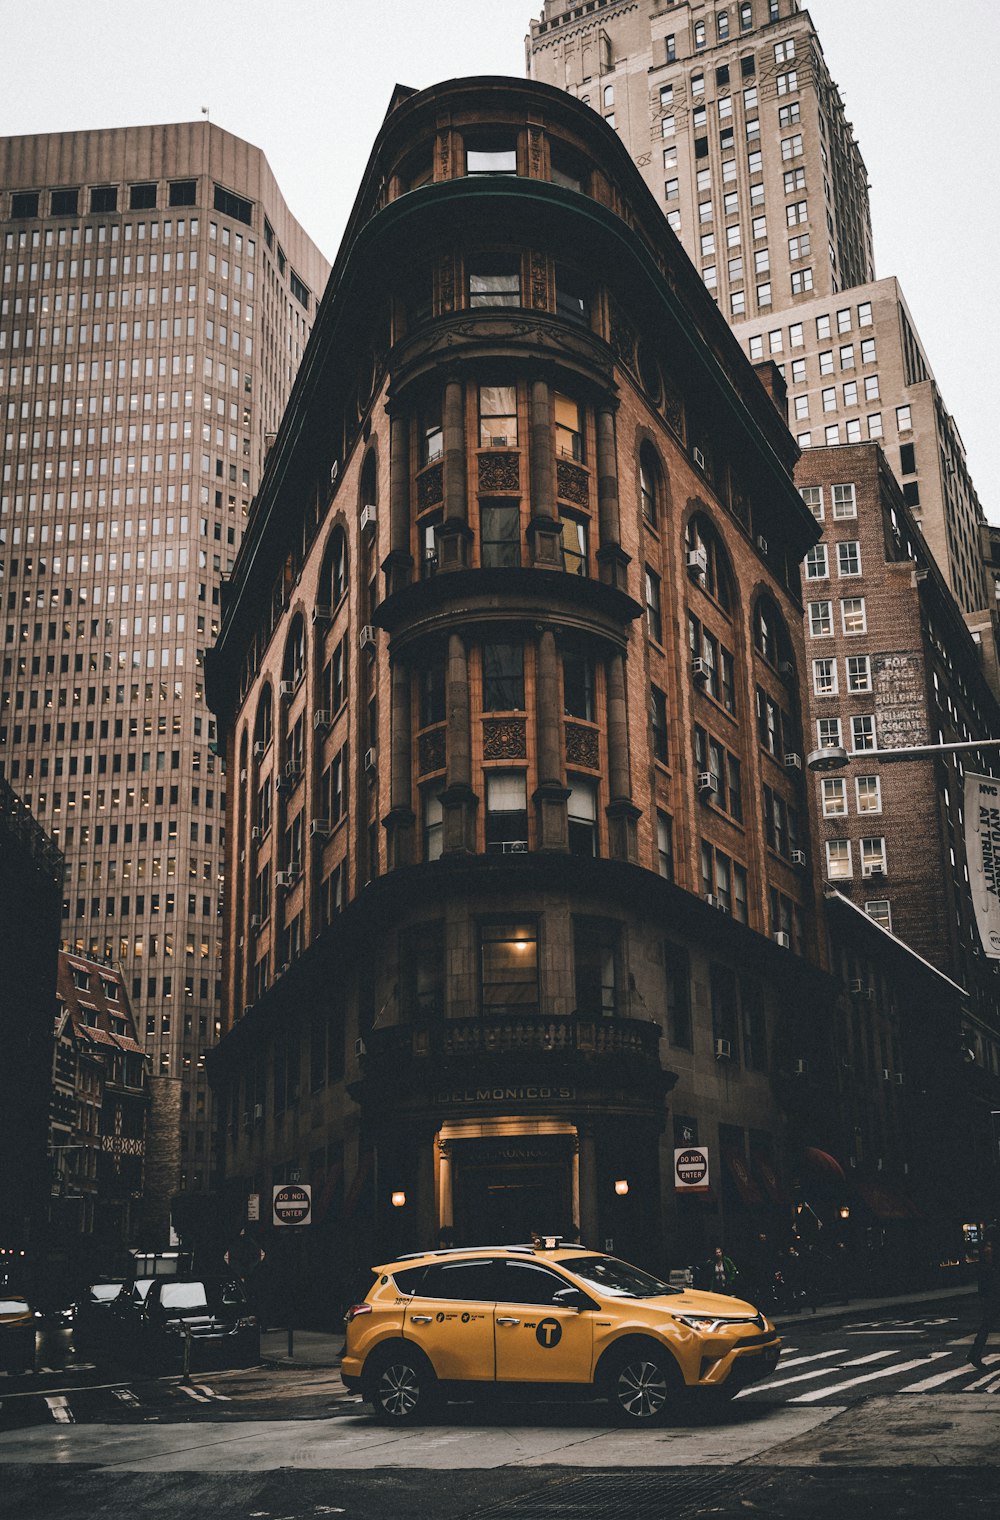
[902,1353,1000,1393]
[176,1384,211,1403]
[790,1352,949,1402]
[112,1389,141,1405]
[193,1383,231,1401]
[770,1349,847,1370]
[44,1396,73,1424]
[735,1349,893,1397]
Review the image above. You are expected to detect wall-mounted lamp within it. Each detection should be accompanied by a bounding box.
[391,1190,406,1208]
[838,1205,851,1221]
[614,1179,629,1196]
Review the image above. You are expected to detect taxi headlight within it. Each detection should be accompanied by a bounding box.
[673,1313,729,1333]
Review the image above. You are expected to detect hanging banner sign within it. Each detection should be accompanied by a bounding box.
[964,772,1000,958]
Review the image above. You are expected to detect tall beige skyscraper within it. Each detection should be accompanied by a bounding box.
[527,1,992,623]
[0,123,328,1204]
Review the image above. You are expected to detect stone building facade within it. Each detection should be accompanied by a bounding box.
[205,74,857,1290]
[0,124,328,1202]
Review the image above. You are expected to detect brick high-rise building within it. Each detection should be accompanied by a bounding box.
[0,124,328,1212]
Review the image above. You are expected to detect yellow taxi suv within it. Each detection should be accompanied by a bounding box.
[342,1242,780,1425]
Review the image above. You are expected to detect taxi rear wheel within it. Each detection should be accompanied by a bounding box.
[365,1347,439,1424]
[603,1345,679,1426]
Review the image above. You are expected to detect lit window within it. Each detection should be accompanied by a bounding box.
[821,777,847,817]
[484,773,528,854]
[554,392,583,461]
[826,839,851,879]
[817,716,842,748]
[841,598,866,635]
[856,774,881,813]
[478,385,517,448]
[813,657,837,696]
[480,920,538,1011]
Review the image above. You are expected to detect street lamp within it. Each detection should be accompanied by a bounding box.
[807,739,1000,772]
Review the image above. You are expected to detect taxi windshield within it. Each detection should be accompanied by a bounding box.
[563,1255,681,1298]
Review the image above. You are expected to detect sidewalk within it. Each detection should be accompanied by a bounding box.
[260,1284,977,1368]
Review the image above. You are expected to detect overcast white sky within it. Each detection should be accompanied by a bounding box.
[3,1,998,516]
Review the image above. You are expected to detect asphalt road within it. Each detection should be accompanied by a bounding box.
[0,1295,997,1518]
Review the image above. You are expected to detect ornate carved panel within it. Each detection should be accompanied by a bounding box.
[437,254,455,315]
[565,722,600,769]
[661,372,685,440]
[417,462,444,511]
[528,125,543,178]
[482,718,527,760]
[556,459,589,507]
[530,250,548,310]
[418,726,446,774]
[478,452,520,493]
[609,298,637,372]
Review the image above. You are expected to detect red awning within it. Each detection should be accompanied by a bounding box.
[722,1147,765,1206]
[801,1146,846,1181]
[856,1180,921,1220]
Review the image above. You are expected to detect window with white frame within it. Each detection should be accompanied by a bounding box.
[805,543,828,578]
[667,209,681,231]
[841,597,867,635]
[781,134,803,161]
[865,898,891,930]
[786,199,808,226]
[800,484,823,519]
[812,657,837,696]
[837,308,851,333]
[824,423,841,445]
[845,419,862,442]
[817,716,842,748]
[797,431,812,448]
[775,38,796,62]
[808,600,833,637]
[821,777,847,816]
[832,482,857,518]
[846,654,871,692]
[784,167,805,193]
[861,836,886,876]
[826,839,852,879]
[837,541,861,577]
[851,713,876,751]
[856,774,882,813]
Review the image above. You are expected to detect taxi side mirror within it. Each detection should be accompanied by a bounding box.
[552,1286,593,1312]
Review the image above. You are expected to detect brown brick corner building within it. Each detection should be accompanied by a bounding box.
[204,74,900,1296]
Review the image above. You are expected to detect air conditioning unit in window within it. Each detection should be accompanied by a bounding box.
[242,1006,253,1019]
[693,447,707,471]
[756,534,769,555]
[253,741,266,762]
[784,752,803,771]
[312,605,332,626]
[251,826,262,843]
[794,1058,809,1076]
[360,504,377,536]
[489,434,511,447]
[686,546,708,579]
[360,625,377,653]
[849,978,865,993]
[791,848,807,867]
[773,930,791,948]
[283,759,302,782]
[364,746,378,773]
[354,1037,367,1058]
[249,914,261,932]
[691,657,710,683]
[309,818,330,839]
[894,1072,904,1086]
[278,962,290,977]
[714,1037,732,1060]
[239,767,247,784]
[696,771,718,796]
[253,1102,263,1120]
[862,863,886,878]
[275,867,300,890]
[313,710,332,733]
[329,460,340,487]
[778,659,795,682]
[278,679,296,698]
[882,1068,891,1082]
[703,892,718,908]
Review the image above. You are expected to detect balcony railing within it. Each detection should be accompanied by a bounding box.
[365,1013,662,1064]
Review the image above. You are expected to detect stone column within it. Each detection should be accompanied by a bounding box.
[441,631,477,852]
[384,410,412,596]
[383,657,414,868]
[527,377,562,567]
[533,629,570,850]
[438,375,473,571]
[605,651,640,862]
[595,404,630,591]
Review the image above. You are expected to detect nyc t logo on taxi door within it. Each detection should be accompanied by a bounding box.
[535,1318,562,1348]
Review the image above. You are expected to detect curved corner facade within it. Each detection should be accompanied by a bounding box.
[207,76,833,1285]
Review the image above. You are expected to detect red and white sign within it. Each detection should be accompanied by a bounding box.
[674,1146,710,1194]
[272,1183,312,1227]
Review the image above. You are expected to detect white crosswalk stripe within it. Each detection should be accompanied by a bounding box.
[734,1348,893,1398]
[903,1353,1000,1392]
[192,1383,230,1401]
[44,1395,73,1423]
[790,1351,949,1402]
[768,1348,846,1370]
[965,1362,1000,1392]
[176,1384,211,1403]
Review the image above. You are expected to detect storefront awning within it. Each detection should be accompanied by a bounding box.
[801,1146,846,1181]
[856,1180,921,1220]
[722,1147,765,1205]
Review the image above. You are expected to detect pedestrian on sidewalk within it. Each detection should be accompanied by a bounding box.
[968,1225,999,1370]
[703,1244,739,1295]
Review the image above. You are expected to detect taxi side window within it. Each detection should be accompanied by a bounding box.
[496,1261,571,1305]
[392,1267,427,1295]
[418,1260,498,1300]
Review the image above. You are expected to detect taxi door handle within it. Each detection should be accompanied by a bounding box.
[410,1315,433,1324]
[496,1317,520,1326]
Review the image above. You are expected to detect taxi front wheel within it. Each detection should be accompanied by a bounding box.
[365,1346,440,1424]
[603,1344,681,1426]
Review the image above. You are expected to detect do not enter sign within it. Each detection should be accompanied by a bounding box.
[272,1182,312,1227]
[674,1146,710,1194]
